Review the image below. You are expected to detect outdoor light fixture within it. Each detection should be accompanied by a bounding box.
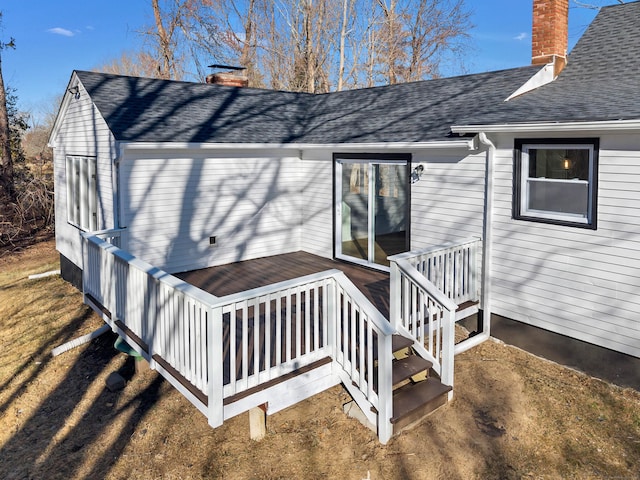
[411,164,424,184]
[68,85,80,99]
[563,158,571,170]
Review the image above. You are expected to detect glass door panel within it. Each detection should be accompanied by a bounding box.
[341,162,369,261]
[373,164,408,266]
[337,159,408,269]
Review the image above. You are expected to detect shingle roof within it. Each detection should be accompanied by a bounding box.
[458,1,640,126]
[75,1,640,144]
[75,66,539,144]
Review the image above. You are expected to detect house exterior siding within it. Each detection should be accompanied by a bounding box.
[300,150,334,259]
[119,149,303,273]
[490,132,640,358]
[51,79,116,268]
[410,150,486,249]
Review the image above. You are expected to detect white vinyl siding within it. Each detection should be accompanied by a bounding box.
[300,150,334,258]
[120,150,302,273]
[51,77,115,268]
[410,150,486,248]
[490,132,640,358]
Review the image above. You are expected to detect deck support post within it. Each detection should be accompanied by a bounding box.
[249,405,267,441]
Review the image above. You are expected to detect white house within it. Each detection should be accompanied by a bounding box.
[49,0,640,442]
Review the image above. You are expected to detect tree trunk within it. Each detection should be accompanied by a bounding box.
[0,50,13,202]
[337,0,350,91]
[151,0,174,79]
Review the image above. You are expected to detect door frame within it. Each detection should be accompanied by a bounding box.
[332,153,412,271]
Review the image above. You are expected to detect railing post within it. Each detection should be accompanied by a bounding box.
[208,305,224,428]
[389,259,401,330]
[326,278,337,359]
[440,308,456,399]
[377,332,393,444]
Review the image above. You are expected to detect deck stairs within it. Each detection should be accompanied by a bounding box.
[384,334,452,433]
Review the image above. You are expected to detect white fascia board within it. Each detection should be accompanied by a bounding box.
[119,139,476,152]
[451,119,640,134]
[504,64,555,101]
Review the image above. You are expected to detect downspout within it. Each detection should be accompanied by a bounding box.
[112,142,125,248]
[454,132,494,354]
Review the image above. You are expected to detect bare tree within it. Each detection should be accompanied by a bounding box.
[94,51,163,78]
[373,0,471,85]
[0,13,15,203]
[405,0,471,81]
[336,0,354,91]
[98,0,472,90]
[143,0,191,79]
[375,0,404,85]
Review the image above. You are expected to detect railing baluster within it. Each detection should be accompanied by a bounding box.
[264,295,271,380]
[252,297,260,386]
[229,303,237,394]
[241,300,249,390]
[286,291,292,363]
[275,295,282,366]
[295,287,302,359]
[304,288,310,355]
[313,284,319,352]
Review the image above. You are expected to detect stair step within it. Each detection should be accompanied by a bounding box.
[391,378,452,425]
[392,355,433,385]
[392,334,414,353]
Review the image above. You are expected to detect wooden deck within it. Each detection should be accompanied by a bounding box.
[176,251,391,318]
[83,234,478,442]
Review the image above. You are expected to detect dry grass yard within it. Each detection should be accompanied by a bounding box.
[1,240,639,479]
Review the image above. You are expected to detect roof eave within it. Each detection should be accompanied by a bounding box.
[451,119,640,134]
[119,139,477,151]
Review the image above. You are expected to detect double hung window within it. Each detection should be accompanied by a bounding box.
[514,139,598,229]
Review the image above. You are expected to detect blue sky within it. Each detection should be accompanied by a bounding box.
[1,0,611,121]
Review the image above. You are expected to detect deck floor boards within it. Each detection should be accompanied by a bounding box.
[169,253,391,396]
[176,251,391,318]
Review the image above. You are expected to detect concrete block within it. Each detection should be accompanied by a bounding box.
[344,401,376,434]
[106,371,126,392]
[249,406,267,441]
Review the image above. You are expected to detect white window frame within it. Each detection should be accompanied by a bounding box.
[514,139,599,229]
[66,155,98,231]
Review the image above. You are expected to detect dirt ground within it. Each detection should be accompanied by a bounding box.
[1,241,639,480]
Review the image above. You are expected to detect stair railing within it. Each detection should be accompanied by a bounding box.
[388,237,481,394]
[394,237,481,305]
[330,271,396,444]
[389,256,456,393]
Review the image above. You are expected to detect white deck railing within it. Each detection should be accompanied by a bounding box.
[81,233,396,443]
[390,237,480,305]
[388,237,481,393]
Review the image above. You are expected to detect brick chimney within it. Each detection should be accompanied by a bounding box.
[532,0,569,76]
[205,65,249,87]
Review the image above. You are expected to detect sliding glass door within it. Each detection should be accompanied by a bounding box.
[336,157,409,269]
